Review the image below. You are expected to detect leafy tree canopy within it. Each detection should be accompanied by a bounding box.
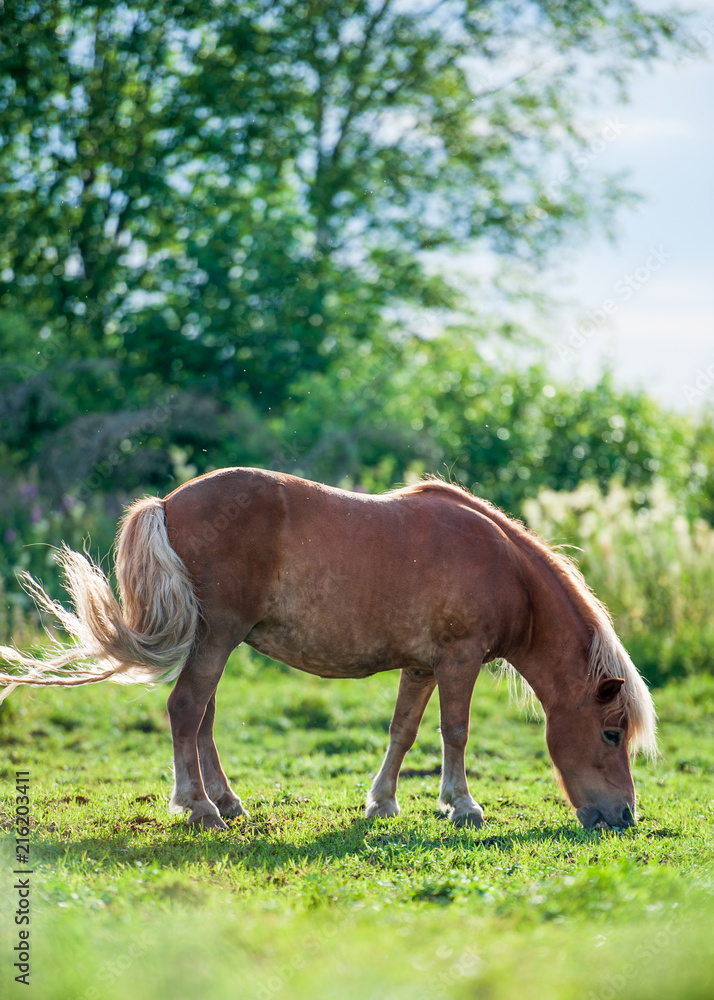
[2,0,707,596]
[1,0,686,402]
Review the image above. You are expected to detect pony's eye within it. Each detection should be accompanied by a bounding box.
[602,729,624,747]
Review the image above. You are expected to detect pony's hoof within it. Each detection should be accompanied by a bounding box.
[451,810,484,829]
[215,793,249,820]
[365,794,400,819]
[445,799,485,828]
[189,812,227,831]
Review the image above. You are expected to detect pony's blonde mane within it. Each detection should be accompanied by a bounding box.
[401,478,657,758]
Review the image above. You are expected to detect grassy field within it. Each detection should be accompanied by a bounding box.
[1,649,713,999]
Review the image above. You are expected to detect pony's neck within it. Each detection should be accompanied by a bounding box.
[407,481,596,710]
[505,551,592,712]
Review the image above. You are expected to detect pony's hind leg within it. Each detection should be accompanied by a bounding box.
[435,649,484,827]
[366,667,437,819]
[197,692,248,819]
[167,640,233,830]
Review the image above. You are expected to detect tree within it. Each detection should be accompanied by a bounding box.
[277,332,700,513]
[0,0,693,584]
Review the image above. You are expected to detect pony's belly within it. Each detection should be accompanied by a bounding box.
[244,623,414,679]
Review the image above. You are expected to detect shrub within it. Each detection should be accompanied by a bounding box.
[523,481,714,684]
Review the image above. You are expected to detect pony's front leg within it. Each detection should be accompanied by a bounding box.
[167,642,231,830]
[366,667,437,819]
[435,653,484,828]
[197,692,249,819]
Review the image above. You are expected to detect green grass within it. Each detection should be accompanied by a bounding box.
[1,650,714,998]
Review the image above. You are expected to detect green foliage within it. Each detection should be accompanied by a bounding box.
[0,665,713,998]
[277,333,712,514]
[0,1,689,489]
[524,480,714,682]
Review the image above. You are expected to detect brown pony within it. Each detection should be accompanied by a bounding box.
[0,468,656,831]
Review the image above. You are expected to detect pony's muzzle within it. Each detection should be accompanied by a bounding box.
[576,803,636,831]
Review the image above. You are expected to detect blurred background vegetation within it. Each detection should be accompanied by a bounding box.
[1,0,712,683]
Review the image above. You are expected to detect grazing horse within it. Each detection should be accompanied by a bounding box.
[0,468,656,831]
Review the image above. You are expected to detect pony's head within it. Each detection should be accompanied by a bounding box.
[544,628,657,830]
[546,675,635,829]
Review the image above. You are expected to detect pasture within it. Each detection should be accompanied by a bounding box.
[1,649,713,999]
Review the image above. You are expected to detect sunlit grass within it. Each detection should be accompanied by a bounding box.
[1,650,713,998]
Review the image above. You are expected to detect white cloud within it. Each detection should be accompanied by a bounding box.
[620,117,697,142]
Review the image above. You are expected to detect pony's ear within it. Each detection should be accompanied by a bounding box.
[596,677,625,703]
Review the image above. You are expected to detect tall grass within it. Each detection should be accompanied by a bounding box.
[523,480,714,683]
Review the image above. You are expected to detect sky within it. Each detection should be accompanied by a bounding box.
[545,2,714,411]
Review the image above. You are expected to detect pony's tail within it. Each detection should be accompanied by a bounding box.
[0,498,200,703]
